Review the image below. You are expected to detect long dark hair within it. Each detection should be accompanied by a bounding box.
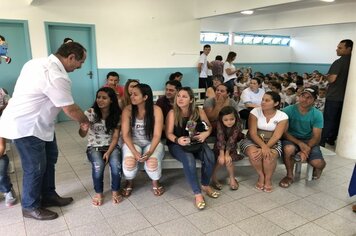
[92,87,121,134]
[218,106,240,128]
[131,83,154,139]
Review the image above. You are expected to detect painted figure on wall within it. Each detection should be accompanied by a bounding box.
[0,35,12,64]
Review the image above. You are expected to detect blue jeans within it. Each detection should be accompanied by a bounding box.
[168,142,215,194]
[86,146,122,193]
[0,154,12,193]
[14,135,59,210]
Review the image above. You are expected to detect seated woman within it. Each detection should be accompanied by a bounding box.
[206,75,223,99]
[121,83,165,197]
[240,91,288,192]
[79,87,122,206]
[121,79,139,109]
[166,87,219,210]
[203,83,238,134]
[237,77,265,128]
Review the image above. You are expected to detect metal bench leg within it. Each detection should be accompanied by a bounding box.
[306,163,313,181]
[294,162,301,180]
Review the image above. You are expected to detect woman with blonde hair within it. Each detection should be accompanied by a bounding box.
[166,87,218,210]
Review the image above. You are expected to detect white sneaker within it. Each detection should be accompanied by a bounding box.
[4,189,17,207]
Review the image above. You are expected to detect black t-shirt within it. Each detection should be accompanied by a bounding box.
[327,55,351,101]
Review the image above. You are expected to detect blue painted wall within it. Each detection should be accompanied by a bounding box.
[98,67,200,90]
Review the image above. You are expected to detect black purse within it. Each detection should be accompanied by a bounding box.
[182,120,208,153]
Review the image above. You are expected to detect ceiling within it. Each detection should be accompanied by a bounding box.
[206,0,356,19]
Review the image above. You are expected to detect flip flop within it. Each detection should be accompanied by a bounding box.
[255,182,264,191]
[313,168,323,180]
[279,176,293,188]
[92,195,104,206]
[263,185,273,193]
[112,193,123,204]
[153,186,165,196]
[230,178,239,191]
[122,187,133,197]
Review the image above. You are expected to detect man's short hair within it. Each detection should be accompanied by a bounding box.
[56,42,86,60]
[165,80,182,89]
[106,71,119,79]
[340,39,353,50]
[203,44,211,49]
[215,55,223,61]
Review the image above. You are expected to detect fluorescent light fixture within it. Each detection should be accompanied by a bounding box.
[241,10,254,15]
[321,0,335,2]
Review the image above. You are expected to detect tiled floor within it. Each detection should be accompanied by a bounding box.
[1,121,355,236]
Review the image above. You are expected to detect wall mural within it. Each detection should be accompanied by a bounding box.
[0,35,12,64]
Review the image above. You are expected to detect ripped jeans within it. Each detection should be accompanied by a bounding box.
[86,146,122,193]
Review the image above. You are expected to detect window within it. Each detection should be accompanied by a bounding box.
[234,33,291,46]
[200,32,229,44]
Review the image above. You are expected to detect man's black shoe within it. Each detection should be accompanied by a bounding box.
[22,207,58,220]
[326,140,335,146]
[42,193,73,207]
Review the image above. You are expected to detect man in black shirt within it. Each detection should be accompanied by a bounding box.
[320,39,353,147]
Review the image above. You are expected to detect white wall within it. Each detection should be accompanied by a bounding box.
[200,2,356,64]
[1,0,200,68]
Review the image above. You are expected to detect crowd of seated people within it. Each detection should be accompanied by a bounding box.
[72,67,330,211]
[0,68,330,210]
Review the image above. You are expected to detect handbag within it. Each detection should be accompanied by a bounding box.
[247,129,274,143]
[182,140,203,153]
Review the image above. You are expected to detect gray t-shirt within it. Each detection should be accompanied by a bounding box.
[326,55,351,101]
[203,97,239,113]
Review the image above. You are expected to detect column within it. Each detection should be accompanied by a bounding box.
[336,51,356,160]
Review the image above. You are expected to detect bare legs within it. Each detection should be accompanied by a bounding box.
[245,146,278,191]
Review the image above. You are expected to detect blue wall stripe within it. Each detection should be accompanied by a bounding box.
[97,62,331,91]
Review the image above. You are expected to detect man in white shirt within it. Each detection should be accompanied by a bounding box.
[0,42,89,220]
[197,44,212,93]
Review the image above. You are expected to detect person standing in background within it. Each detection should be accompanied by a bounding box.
[197,45,212,92]
[0,42,89,220]
[223,51,238,90]
[211,55,224,77]
[320,39,353,147]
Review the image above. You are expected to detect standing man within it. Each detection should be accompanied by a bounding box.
[320,39,353,147]
[0,42,89,220]
[198,45,212,92]
[279,87,326,188]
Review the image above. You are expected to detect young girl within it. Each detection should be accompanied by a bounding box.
[211,106,245,190]
[79,87,122,206]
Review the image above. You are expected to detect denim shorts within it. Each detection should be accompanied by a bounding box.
[282,139,324,161]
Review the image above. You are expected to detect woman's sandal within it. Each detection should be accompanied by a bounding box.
[112,193,123,204]
[92,195,104,206]
[230,178,239,191]
[255,182,264,191]
[153,186,165,196]
[202,186,220,198]
[263,185,273,193]
[195,195,206,210]
[122,187,133,197]
[211,181,223,191]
